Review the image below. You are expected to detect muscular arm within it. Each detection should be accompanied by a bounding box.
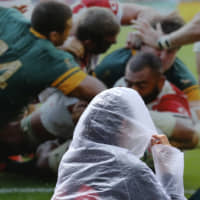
[150,111,198,149]
[121,3,163,25]
[133,12,200,49]
[169,116,198,149]
[69,75,106,101]
[168,12,200,48]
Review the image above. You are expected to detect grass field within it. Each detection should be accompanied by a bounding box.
[0,2,200,200]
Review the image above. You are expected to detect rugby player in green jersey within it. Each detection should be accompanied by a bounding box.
[22,6,121,174]
[0,1,108,158]
[95,13,200,124]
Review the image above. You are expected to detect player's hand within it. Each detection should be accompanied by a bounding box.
[13,5,28,13]
[125,31,142,49]
[151,134,171,146]
[131,19,163,49]
[60,36,85,58]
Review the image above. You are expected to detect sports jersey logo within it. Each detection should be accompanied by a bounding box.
[178,107,188,115]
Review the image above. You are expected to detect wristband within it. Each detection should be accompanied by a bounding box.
[157,36,171,50]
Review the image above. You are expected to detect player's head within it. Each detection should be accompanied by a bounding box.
[75,7,120,54]
[125,52,165,104]
[31,1,72,46]
[135,13,184,71]
[151,12,185,34]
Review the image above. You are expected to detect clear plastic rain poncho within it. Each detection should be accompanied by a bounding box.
[52,87,186,200]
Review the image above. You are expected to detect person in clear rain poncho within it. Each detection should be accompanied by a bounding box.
[51,87,186,200]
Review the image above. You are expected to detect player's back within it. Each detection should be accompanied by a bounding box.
[0,7,75,124]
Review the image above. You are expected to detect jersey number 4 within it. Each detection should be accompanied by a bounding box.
[0,40,22,89]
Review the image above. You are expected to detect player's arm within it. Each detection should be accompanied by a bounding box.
[69,75,106,101]
[132,12,200,50]
[156,112,198,149]
[17,68,106,154]
[160,12,200,48]
[51,66,106,101]
[121,3,163,25]
[150,105,198,150]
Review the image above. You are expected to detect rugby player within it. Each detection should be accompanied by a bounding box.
[0,1,107,158]
[19,0,167,172]
[17,7,120,173]
[131,12,200,125]
[122,52,198,149]
[95,13,200,124]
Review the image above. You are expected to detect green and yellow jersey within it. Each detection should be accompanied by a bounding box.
[0,7,86,124]
[95,48,200,101]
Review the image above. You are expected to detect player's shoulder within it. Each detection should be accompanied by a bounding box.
[0,6,23,19]
[155,80,188,106]
[44,44,79,70]
[169,82,186,97]
[0,7,29,29]
[161,80,184,97]
[41,41,76,61]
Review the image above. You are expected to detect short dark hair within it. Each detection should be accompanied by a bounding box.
[31,1,72,37]
[127,52,162,74]
[75,7,120,42]
[151,12,185,34]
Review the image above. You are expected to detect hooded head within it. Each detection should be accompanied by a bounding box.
[72,87,157,158]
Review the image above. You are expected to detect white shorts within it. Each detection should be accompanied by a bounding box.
[39,88,78,139]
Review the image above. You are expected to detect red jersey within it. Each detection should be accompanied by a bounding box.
[72,0,122,23]
[147,80,191,117]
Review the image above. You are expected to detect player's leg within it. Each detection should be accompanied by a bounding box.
[36,139,71,174]
[20,90,77,150]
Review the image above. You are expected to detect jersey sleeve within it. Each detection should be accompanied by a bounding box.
[50,58,87,95]
[183,85,200,102]
[165,58,198,91]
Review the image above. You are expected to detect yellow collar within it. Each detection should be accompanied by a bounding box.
[131,49,137,55]
[30,28,47,39]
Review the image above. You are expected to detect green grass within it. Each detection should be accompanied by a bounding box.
[0,193,52,200]
[0,172,55,200]
[184,149,200,191]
